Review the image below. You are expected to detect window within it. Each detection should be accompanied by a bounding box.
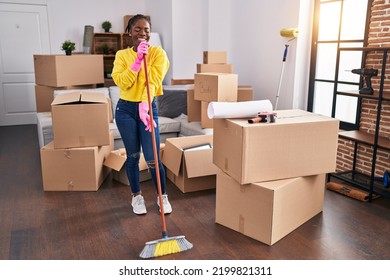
[308,0,372,130]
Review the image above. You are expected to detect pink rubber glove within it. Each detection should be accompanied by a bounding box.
[131,41,149,72]
[139,102,157,132]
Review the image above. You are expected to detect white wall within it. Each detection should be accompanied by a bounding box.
[171,0,209,80]
[229,0,300,108]
[45,0,146,54]
[145,0,173,85]
[294,0,314,110]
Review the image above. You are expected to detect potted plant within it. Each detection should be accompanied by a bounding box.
[61,40,76,56]
[102,21,112,32]
[102,44,109,55]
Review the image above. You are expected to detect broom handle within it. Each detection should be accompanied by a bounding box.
[143,57,168,238]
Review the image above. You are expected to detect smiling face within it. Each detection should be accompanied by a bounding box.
[129,18,151,51]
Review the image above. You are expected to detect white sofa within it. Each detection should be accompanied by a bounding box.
[36,85,212,149]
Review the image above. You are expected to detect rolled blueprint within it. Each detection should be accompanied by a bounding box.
[207,100,273,119]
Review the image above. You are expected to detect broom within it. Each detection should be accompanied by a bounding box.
[139,55,193,259]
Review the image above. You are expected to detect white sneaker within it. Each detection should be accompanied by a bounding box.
[132,195,147,215]
[157,194,172,214]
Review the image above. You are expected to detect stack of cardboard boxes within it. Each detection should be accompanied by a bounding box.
[213,109,340,245]
[40,91,114,191]
[33,54,105,112]
[34,54,114,191]
[187,51,253,129]
[162,51,252,193]
[169,51,341,245]
[163,51,340,245]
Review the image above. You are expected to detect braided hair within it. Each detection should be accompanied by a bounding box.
[125,14,152,33]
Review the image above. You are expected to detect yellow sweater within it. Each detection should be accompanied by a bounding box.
[112,45,170,102]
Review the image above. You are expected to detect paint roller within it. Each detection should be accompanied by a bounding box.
[280,28,299,38]
[274,28,298,110]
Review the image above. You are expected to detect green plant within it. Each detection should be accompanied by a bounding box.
[61,40,76,52]
[102,44,109,54]
[102,21,112,32]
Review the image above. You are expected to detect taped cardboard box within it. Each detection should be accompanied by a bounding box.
[51,91,111,149]
[35,84,98,113]
[213,109,339,184]
[237,85,253,101]
[188,85,253,124]
[162,135,218,193]
[40,131,114,191]
[33,54,104,87]
[203,51,227,64]
[201,101,213,128]
[194,73,238,102]
[196,64,233,73]
[103,144,165,185]
[215,171,326,245]
[187,86,201,122]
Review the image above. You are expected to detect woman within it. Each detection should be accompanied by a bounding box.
[112,14,171,215]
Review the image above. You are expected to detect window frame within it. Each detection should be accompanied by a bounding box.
[307,0,372,131]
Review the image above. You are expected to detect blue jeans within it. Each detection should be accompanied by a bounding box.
[115,99,166,195]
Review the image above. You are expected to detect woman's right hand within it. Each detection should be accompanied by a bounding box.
[136,40,149,60]
[131,41,149,72]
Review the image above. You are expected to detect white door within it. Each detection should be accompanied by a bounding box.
[0,3,50,126]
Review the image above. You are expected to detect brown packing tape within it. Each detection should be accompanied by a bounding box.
[79,136,86,147]
[239,215,245,233]
[68,181,74,191]
[64,150,72,159]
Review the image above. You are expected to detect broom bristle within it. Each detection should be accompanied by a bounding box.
[139,235,193,259]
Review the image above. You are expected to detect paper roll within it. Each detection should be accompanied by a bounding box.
[280,28,299,38]
[207,100,273,119]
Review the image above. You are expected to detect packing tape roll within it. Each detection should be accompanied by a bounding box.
[280,28,299,38]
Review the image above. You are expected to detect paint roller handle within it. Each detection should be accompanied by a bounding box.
[283,44,289,62]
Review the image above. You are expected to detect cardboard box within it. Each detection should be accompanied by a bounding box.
[213,109,340,184]
[201,101,213,128]
[203,51,227,64]
[103,144,165,185]
[51,91,111,149]
[40,132,114,191]
[237,86,253,101]
[35,84,97,112]
[194,73,238,102]
[187,86,201,122]
[33,54,104,87]
[196,64,233,73]
[188,85,253,124]
[162,135,218,193]
[215,171,326,245]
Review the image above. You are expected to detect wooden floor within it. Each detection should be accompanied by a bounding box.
[1,124,390,260]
